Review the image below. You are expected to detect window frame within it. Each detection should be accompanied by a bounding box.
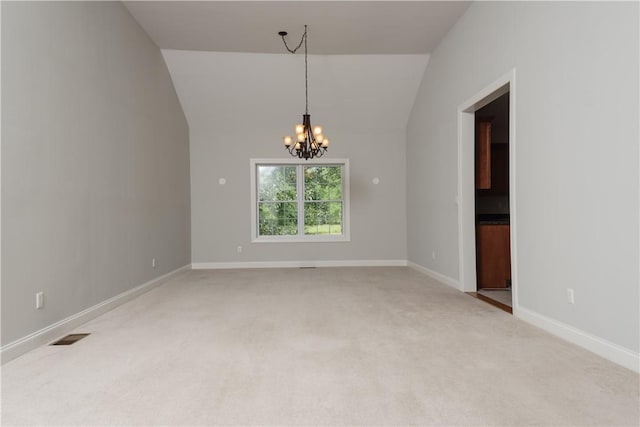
[250,158,350,243]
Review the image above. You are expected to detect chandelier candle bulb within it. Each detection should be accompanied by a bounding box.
[295,124,304,134]
[283,136,293,146]
[316,134,324,143]
[322,138,329,147]
[313,126,323,135]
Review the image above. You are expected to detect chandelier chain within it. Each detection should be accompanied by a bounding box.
[280,26,306,54]
[304,25,308,114]
[280,26,309,114]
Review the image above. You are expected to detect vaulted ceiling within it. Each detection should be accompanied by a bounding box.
[123,1,471,55]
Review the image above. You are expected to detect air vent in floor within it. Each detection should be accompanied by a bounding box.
[50,333,90,346]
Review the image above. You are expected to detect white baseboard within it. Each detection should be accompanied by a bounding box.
[515,306,639,373]
[191,259,408,270]
[1,264,191,364]
[407,261,638,372]
[407,261,461,290]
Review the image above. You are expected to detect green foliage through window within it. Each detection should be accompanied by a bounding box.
[256,164,344,237]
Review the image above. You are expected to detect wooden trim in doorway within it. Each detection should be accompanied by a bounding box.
[466,292,513,314]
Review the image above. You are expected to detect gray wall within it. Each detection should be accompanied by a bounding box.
[1,2,191,345]
[407,1,639,352]
[163,51,428,264]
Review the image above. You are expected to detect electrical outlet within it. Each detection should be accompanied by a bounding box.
[567,288,575,304]
[152,258,156,268]
[36,292,44,309]
[237,246,243,253]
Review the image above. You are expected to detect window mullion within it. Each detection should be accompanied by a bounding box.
[297,165,305,236]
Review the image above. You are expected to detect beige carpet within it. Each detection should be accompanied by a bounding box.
[2,267,638,426]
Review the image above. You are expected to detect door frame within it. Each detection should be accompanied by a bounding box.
[457,69,519,313]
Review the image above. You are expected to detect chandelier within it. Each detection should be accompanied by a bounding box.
[279,25,329,160]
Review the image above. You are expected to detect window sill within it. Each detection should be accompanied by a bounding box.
[252,235,350,243]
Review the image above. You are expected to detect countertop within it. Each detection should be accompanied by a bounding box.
[477,213,510,225]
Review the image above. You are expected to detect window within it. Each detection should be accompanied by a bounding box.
[250,159,350,242]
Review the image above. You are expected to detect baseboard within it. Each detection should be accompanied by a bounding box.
[515,306,639,373]
[191,259,408,269]
[407,261,461,290]
[1,264,191,364]
[407,261,638,372]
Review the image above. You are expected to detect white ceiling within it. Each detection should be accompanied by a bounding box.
[124,1,471,54]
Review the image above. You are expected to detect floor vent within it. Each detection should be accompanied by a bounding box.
[50,333,90,346]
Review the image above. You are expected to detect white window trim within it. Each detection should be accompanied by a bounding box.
[250,158,351,243]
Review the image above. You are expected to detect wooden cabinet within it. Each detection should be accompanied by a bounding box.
[476,224,511,289]
[476,118,509,194]
[490,143,509,195]
[476,120,491,189]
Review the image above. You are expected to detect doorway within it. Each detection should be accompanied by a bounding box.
[474,93,512,311]
[457,70,518,315]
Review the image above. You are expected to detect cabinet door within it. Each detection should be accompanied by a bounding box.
[490,143,509,195]
[476,225,511,289]
[476,120,491,189]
